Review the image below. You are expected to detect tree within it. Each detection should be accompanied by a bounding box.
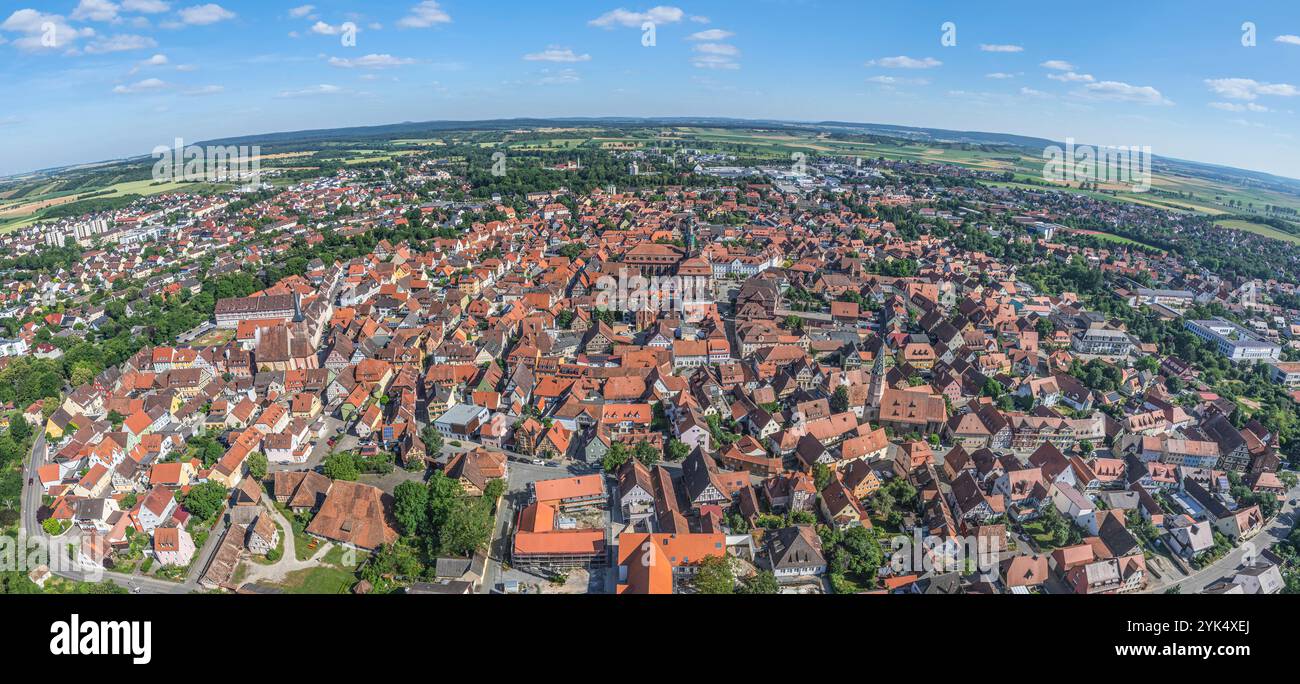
[667,439,690,461]
[738,570,780,594]
[813,463,834,490]
[603,442,630,473]
[182,481,227,522]
[838,525,883,577]
[7,413,31,442]
[41,518,62,535]
[322,452,359,481]
[483,478,506,501]
[393,481,428,537]
[420,425,444,455]
[245,452,268,481]
[362,539,424,585]
[830,385,850,414]
[691,555,735,594]
[634,440,660,466]
[438,498,493,556]
[188,433,225,467]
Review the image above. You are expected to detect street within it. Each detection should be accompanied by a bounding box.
[19,431,46,537]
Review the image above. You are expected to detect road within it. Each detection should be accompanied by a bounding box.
[1145,485,1299,594]
[19,431,46,537]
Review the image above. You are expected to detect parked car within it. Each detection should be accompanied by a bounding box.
[531,459,544,466]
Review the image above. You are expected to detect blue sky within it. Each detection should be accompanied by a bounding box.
[1,1,1299,178]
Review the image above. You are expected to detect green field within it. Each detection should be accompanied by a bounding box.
[1215,218,1300,245]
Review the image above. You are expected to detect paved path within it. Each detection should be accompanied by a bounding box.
[237,504,333,585]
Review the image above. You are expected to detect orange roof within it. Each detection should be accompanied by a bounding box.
[533,475,605,504]
[124,411,152,435]
[36,463,61,484]
[599,403,652,425]
[149,462,185,485]
[617,534,672,594]
[517,502,555,533]
[618,532,725,570]
[513,529,606,556]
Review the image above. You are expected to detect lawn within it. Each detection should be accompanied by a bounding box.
[273,565,357,594]
[271,545,366,594]
[1018,520,1058,549]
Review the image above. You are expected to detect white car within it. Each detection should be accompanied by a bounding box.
[531,459,544,466]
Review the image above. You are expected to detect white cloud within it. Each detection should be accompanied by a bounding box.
[985,72,1017,79]
[177,4,234,25]
[122,0,170,13]
[1047,71,1094,83]
[175,3,233,25]
[86,34,157,53]
[589,6,685,29]
[979,44,1022,53]
[72,0,120,22]
[1274,35,1300,46]
[693,56,738,70]
[694,43,738,56]
[1040,60,1075,71]
[276,83,344,97]
[692,41,739,70]
[182,84,223,95]
[1209,101,1271,112]
[523,47,591,63]
[688,29,732,41]
[866,56,941,69]
[311,21,346,35]
[1204,77,1300,101]
[289,5,315,18]
[398,1,451,28]
[1,10,95,52]
[867,75,929,86]
[1020,87,1048,97]
[113,77,168,93]
[1081,80,1173,106]
[328,53,416,68]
